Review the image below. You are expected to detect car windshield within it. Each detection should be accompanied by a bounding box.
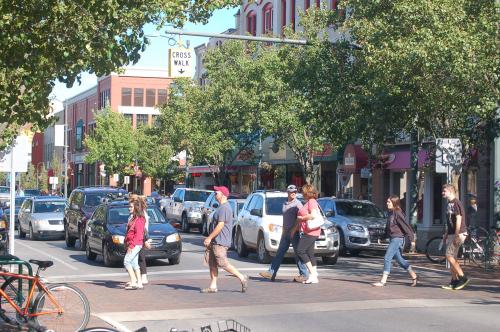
[184,191,211,202]
[265,197,288,215]
[108,207,167,225]
[335,201,384,218]
[0,187,8,194]
[33,201,65,213]
[84,194,108,207]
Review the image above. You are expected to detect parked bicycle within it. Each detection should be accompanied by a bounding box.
[0,259,90,332]
[425,226,497,267]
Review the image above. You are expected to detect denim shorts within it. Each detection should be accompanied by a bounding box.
[124,245,142,270]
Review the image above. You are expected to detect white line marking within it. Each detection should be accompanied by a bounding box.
[97,298,500,323]
[92,313,132,332]
[15,240,78,271]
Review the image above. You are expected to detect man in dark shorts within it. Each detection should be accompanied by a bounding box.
[441,184,469,290]
[202,185,248,293]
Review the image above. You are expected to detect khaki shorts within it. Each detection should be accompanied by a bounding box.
[446,233,467,258]
[207,244,229,269]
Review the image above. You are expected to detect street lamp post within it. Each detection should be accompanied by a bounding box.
[257,129,262,190]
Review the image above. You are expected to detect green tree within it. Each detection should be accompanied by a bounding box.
[0,0,239,148]
[20,163,37,189]
[84,108,138,176]
[38,163,49,192]
[159,41,269,185]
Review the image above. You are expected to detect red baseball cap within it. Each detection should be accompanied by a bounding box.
[213,186,230,198]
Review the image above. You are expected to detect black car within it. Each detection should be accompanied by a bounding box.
[85,200,182,267]
[3,196,26,230]
[64,186,127,250]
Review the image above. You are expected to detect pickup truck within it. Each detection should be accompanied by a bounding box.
[160,188,212,233]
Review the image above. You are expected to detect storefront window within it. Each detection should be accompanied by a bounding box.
[433,173,446,225]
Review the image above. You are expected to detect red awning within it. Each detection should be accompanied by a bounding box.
[343,144,368,173]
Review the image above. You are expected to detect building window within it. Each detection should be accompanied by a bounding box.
[247,11,257,36]
[75,119,84,151]
[263,3,273,34]
[136,114,149,127]
[290,0,296,31]
[121,88,132,106]
[99,89,110,109]
[87,123,96,138]
[134,88,144,107]
[152,115,159,127]
[157,89,167,105]
[123,114,133,124]
[331,0,338,10]
[145,89,156,107]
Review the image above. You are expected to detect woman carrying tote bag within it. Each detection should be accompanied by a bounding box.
[291,184,322,284]
[372,195,418,287]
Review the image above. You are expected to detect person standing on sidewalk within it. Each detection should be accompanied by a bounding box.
[201,185,248,293]
[124,196,146,290]
[260,185,309,282]
[372,195,417,287]
[292,184,321,284]
[441,184,470,290]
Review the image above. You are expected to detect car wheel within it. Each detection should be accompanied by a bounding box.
[257,233,271,264]
[322,251,339,265]
[236,228,248,258]
[103,245,115,267]
[86,240,97,261]
[29,224,37,241]
[79,228,86,251]
[338,228,347,256]
[19,226,26,239]
[168,255,180,265]
[65,225,76,248]
[181,214,190,233]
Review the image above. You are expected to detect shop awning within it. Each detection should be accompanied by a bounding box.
[382,150,431,170]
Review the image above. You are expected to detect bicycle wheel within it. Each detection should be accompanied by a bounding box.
[425,237,446,264]
[33,283,90,332]
[0,276,39,326]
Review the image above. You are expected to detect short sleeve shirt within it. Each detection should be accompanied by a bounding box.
[282,198,303,231]
[447,198,467,235]
[298,199,321,236]
[213,201,233,247]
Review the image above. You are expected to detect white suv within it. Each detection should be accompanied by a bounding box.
[233,191,340,264]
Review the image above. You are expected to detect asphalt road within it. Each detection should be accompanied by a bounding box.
[3,233,500,332]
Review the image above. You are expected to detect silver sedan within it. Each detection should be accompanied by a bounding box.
[18,197,66,240]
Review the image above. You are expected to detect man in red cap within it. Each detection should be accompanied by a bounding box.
[201,185,248,293]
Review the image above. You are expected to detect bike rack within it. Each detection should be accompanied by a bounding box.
[0,255,34,307]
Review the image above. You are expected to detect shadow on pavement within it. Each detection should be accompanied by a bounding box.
[87,279,126,289]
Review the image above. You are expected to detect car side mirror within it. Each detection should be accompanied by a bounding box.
[250,208,263,217]
[212,203,219,209]
[71,203,79,210]
[325,210,335,218]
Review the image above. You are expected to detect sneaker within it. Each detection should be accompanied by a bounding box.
[259,271,273,280]
[454,275,470,290]
[303,275,319,284]
[441,279,458,290]
[293,275,308,283]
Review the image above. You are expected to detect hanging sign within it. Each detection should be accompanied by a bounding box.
[168,47,194,78]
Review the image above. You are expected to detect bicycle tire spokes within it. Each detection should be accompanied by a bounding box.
[33,284,90,332]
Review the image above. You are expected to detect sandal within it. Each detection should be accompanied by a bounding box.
[241,275,249,293]
[411,276,418,287]
[125,284,138,290]
[372,281,386,287]
[200,287,218,293]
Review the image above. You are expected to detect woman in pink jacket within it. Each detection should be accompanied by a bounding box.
[124,197,146,290]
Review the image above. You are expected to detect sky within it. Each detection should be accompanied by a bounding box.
[49,7,239,104]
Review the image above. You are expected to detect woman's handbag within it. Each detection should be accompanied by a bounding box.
[306,209,324,231]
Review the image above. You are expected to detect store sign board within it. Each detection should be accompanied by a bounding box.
[436,138,462,174]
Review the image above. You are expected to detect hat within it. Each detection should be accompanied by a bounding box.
[213,186,230,197]
[286,184,298,193]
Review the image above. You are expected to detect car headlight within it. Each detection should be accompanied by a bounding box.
[0,220,6,229]
[166,233,181,243]
[326,225,338,234]
[347,224,364,232]
[268,224,282,233]
[112,235,125,244]
[189,206,201,213]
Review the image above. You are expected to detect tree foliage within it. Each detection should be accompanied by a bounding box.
[84,108,138,176]
[0,0,239,148]
[341,0,499,149]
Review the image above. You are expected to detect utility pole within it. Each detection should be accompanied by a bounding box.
[64,102,68,200]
